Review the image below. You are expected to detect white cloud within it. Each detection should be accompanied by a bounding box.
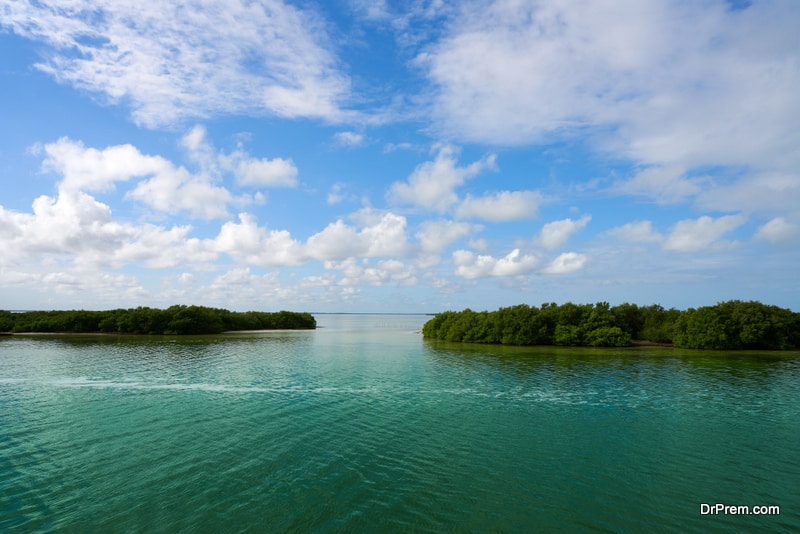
[126,167,232,220]
[415,220,474,254]
[2,0,351,127]
[178,273,195,285]
[542,252,587,274]
[695,172,800,215]
[306,220,365,261]
[469,238,489,252]
[42,138,167,193]
[18,268,149,304]
[333,131,366,147]
[419,0,800,233]
[755,217,798,244]
[453,248,537,279]
[387,144,497,212]
[492,248,539,277]
[608,220,663,244]
[663,214,746,252]
[452,250,496,279]
[348,0,393,22]
[0,189,205,270]
[421,1,800,169]
[383,142,416,153]
[613,166,701,205]
[326,183,359,205]
[361,212,409,257]
[536,215,591,250]
[233,157,298,187]
[306,212,408,261]
[39,130,297,220]
[455,190,542,221]
[329,257,417,287]
[213,213,306,267]
[185,125,298,188]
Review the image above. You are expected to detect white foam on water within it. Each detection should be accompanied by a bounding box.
[0,377,29,384]
[2,375,651,408]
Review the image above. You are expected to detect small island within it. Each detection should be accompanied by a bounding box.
[422,300,800,350]
[0,305,316,335]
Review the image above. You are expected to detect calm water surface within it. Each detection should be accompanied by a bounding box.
[1,314,799,532]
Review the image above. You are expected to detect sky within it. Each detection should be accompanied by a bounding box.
[0,0,798,313]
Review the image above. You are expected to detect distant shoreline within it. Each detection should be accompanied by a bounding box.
[630,340,673,347]
[0,306,316,335]
[1,329,312,336]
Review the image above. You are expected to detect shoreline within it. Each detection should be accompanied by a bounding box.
[630,340,674,347]
[1,329,315,336]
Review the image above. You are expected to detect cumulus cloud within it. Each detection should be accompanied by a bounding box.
[39,130,297,220]
[360,212,409,256]
[305,221,363,261]
[455,190,543,221]
[230,157,298,188]
[415,220,474,254]
[330,257,417,287]
[542,252,587,274]
[306,212,408,261]
[536,215,591,250]
[213,213,306,267]
[184,125,298,187]
[0,189,205,270]
[608,220,664,244]
[387,144,497,212]
[1,0,351,127]
[42,138,167,193]
[453,248,537,279]
[126,168,233,220]
[755,217,798,244]
[663,214,746,252]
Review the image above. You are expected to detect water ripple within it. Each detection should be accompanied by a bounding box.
[2,331,799,532]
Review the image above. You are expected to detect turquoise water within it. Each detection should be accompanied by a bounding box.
[1,314,799,533]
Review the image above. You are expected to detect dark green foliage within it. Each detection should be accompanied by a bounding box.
[424,302,634,347]
[553,324,583,346]
[637,305,680,343]
[0,310,15,332]
[584,327,632,347]
[2,306,316,334]
[422,300,798,350]
[672,300,797,350]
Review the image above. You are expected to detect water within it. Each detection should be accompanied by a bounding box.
[1,314,799,533]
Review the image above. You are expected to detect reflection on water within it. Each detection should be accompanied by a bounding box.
[1,315,799,533]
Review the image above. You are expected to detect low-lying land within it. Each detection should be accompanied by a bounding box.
[0,306,316,335]
[422,300,800,350]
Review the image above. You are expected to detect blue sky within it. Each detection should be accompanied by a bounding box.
[1,0,798,313]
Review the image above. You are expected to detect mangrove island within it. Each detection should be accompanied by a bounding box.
[422,300,800,350]
[0,305,316,335]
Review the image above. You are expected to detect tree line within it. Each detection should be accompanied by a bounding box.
[0,305,316,335]
[421,300,800,350]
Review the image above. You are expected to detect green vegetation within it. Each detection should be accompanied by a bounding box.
[422,300,800,350]
[0,306,316,335]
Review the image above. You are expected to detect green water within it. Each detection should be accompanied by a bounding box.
[1,314,798,533]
